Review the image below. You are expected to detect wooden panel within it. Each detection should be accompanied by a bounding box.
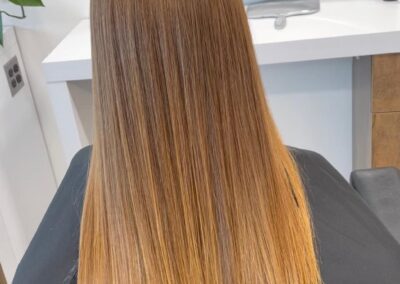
[0,263,7,284]
[372,54,400,113]
[372,112,400,168]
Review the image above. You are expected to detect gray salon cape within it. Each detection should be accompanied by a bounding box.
[13,146,400,283]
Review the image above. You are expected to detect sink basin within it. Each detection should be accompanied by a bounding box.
[249,14,373,45]
[244,0,320,29]
[246,0,319,18]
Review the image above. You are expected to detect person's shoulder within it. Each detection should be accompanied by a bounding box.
[69,145,92,169]
[287,146,328,166]
[57,145,92,201]
[12,146,93,284]
[287,145,349,184]
[61,145,92,189]
[287,145,321,158]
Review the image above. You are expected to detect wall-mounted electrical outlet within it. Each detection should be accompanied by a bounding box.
[3,56,24,97]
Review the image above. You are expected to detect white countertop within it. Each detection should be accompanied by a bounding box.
[43,0,400,82]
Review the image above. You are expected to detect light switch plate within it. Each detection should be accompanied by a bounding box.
[3,55,24,97]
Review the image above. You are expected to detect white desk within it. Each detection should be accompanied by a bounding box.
[42,0,400,176]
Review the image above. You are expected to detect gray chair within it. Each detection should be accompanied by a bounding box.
[351,167,400,243]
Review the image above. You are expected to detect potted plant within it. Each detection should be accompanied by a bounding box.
[0,0,44,46]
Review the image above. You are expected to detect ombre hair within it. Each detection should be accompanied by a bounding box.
[78,0,321,282]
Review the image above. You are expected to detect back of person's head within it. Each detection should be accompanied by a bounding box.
[79,0,321,283]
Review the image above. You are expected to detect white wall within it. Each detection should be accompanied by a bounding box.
[260,58,353,179]
[2,0,90,187]
[0,27,56,282]
[1,1,89,280]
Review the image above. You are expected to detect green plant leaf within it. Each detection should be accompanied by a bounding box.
[0,13,3,47]
[8,0,45,7]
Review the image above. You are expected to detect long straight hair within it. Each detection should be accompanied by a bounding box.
[79,0,320,282]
